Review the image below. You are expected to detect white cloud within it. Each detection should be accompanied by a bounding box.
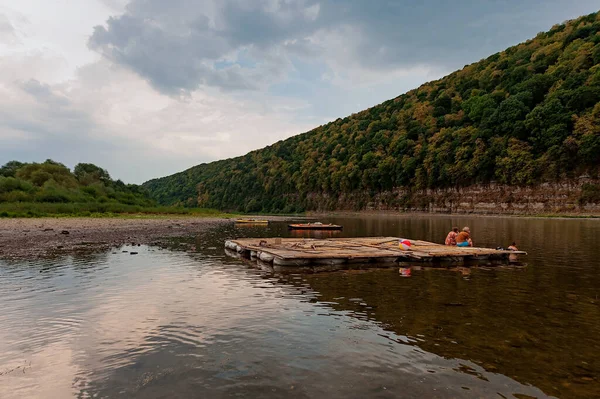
[0,1,322,183]
[303,3,320,21]
[0,52,316,182]
[87,0,600,95]
[0,13,18,45]
[0,1,115,81]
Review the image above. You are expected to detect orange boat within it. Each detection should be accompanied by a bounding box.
[287,222,343,231]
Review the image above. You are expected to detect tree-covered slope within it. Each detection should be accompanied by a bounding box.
[0,160,152,205]
[0,160,157,216]
[144,12,600,212]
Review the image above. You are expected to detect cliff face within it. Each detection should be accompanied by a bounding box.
[302,179,600,215]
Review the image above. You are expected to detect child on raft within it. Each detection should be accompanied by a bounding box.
[456,227,473,247]
[508,242,519,262]
[445,227,459,246]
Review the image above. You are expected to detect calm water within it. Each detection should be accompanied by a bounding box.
[1,215,599,398]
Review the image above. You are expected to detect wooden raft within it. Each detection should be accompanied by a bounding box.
[224,237,527,266]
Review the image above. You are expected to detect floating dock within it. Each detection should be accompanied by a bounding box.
[224,237,527,268]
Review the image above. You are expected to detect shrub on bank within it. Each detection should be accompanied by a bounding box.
[0,202,229,218]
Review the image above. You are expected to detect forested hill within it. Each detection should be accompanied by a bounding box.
[0,160,156,216]
[144,12,600,213]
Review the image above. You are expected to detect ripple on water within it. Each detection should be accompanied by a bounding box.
[1,219,600,398]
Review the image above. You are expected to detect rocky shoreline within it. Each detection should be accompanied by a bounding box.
[0,217,232,260]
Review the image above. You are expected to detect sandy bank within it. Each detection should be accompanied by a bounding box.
[0,217,232,260]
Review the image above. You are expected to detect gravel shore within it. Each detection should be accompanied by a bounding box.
[0,217,231,260]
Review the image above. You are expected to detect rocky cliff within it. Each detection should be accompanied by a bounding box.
[302,178,600,215]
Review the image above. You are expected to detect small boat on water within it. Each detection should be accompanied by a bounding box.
[288,222,343,231]
[235,219,270,224]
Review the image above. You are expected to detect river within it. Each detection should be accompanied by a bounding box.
[1,215,599,398]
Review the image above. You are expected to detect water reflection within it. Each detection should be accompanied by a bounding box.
[217,214,600,398]
[289,229,342,239]
[303,266,600,399]
[1,215,599,398]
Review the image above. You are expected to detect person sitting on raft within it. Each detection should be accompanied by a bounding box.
[508,241,519,262]
[456,227,473,247]
[445,227,459,246]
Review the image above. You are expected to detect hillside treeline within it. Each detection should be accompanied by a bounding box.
[144,12,600,213]
[0,160,155,215]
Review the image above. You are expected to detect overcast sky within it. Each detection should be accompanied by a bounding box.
[0,0,598,183]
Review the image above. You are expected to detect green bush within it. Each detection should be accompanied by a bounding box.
[0,177,33,193]
[579,183,600,204]
[0,159,178,216]
[0,191,33,202]
[0,202,230,218]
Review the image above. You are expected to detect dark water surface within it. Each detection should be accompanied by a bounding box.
[1,215,599,398]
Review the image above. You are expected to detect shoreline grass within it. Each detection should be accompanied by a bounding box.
[0,202,236,219]
[3,202,596,220]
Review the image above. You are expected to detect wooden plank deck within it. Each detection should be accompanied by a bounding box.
[225,237,526,265]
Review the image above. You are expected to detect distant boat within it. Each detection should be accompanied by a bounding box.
[288,222,343,230]
[235,219,270,224]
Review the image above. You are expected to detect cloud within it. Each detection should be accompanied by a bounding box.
[0,13,17,44]
[18,79,71,106]
[88,0,600,95]
[0,11,29,46]
[98,0,129,13]
[0,79,93,139]
[88,0,307,94]
[87,0,336,94]
[0,49,69,83]
[0,55,316,183]
[0,2,320,183]
[0,74,117,172]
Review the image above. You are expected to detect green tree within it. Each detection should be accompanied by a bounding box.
[0,161,24,177]
[74,163,111,184]
[495,139,538,185]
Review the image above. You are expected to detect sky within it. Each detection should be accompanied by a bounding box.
[0,0,599,183]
